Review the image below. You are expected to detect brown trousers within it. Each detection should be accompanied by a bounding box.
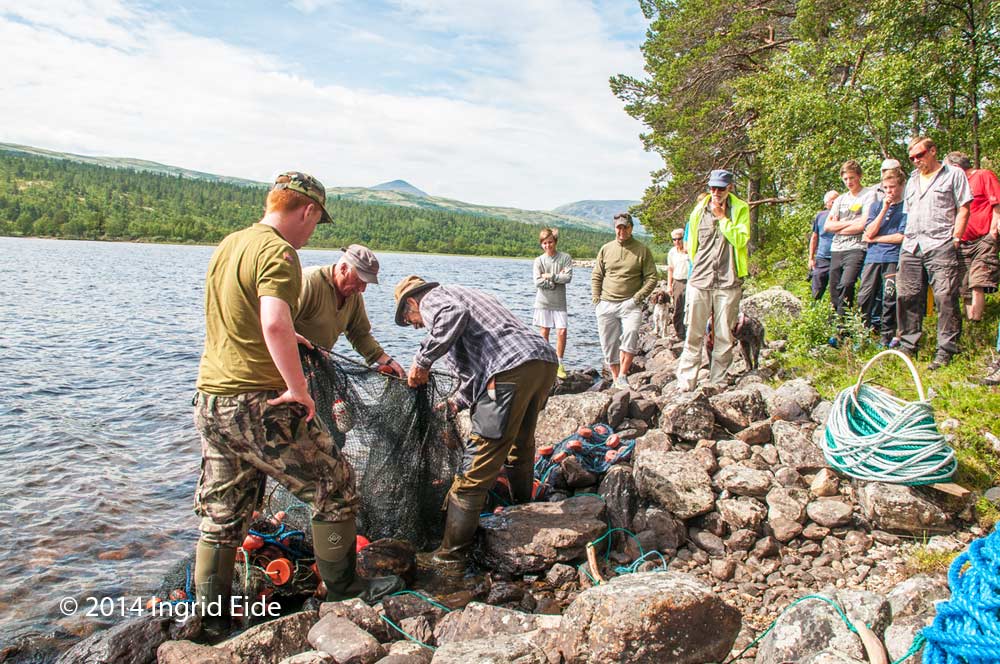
[450,360,557,505]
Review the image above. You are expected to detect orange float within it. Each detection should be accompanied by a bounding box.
[606,434,621,449]
[242,534,264,551]
[356,535,370,552]
[566,439,583,453]
[265,558,293,585]
[577,426,593,438]
[537,444,554,456]
[552,451,568,463]
[605,449,619,463]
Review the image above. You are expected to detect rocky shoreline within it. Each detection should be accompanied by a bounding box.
[51,286,992,664]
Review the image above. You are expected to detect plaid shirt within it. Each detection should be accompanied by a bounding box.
[413,285,558,409]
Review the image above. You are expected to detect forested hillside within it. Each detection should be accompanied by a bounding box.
[0,151,624,259]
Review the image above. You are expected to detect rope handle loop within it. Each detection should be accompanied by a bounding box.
[854,349,925,402]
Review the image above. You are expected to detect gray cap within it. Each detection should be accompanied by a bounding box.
[880,158,901,171]
[708,169,734,188]
[340,244,380,284]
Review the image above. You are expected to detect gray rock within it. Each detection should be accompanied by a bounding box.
[432,602,556,646]
[709,390,768,433]
[984,486,1000,506]
[800,652,867,664]
[279,652,336,664]
[886,574,950,619]
[629,398,660,424]
[560,572,741,664]
[561,456,598,488]
[57,615,193,664]
[476,496,607,574]
[598,465,639,534]
[811,401,833,425]
[635,449,715,519]
[714,465,773,497]
[717,439,752,461]
[753,535,780,559]
[718,497,768,532]
[770,517,803,543]
[735,419,773,445]
[637,506,687,550]
[429,631,551,664]
[608,390,630,429]
[775,466,806,487]
[692,446,719,474]
[806,499,854,528]
[659,392,716,442]
[855,482,952,533]
[534,392,613,446]
[811,469,840,497]
[883,614,931,663]
[398,616,434,648]
[221,611,318,664]
[387,640,434,662]
[766,487,811,523]
[711,558,737,580]
[320,598,390,642]
[157,641,240,664]
[802,523,830,540]
[545,563,578,588]
[773,379,821,415]
[755,589,890,663]
[383,594,448,627]
[773,421,825,472]
[727,528,757,551]
[634,429,673,455]
[741,287,802,322]
[689,528,726,557]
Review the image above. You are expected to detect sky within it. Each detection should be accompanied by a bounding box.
[0,0,661,210]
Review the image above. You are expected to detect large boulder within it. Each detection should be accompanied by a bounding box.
[220,611,318,664]
[709,390,768,433]
[741,287,802,322]
[659,392,715,442]
[635,450,715,519]
[430,632,552,664]
[534,393,613,445]
[599,465,639,535]
[559,572,741,664]
[157,641,240,664]
[307,616,383,664]
[57,614,200,664]
[319,599,390,642]
[772,421,825,472]
[755,589,890,663]
[855,483,952,533]
[476,496,607,574]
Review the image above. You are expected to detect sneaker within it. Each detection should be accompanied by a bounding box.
[888,337,901,349]
[556,363,567,380]
[613,376,630,390]
[927,353,952,371]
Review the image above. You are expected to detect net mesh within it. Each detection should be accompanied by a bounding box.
[301,346,462,549]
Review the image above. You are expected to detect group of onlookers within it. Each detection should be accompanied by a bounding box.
[808,137,1000,383]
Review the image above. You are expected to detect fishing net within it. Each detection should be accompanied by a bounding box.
[300,346,462,549]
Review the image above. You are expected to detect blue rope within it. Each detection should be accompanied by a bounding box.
[533,423,635,499]
[920,527,1000,664]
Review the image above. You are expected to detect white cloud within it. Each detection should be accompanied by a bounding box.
[0,0,659,210]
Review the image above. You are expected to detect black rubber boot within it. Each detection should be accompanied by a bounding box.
[430,492,483,570]
[312,518,404,604]
[193,540,236,642]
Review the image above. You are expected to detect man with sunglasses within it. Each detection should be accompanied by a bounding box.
[898,136,972,369]
[675,169,751,391]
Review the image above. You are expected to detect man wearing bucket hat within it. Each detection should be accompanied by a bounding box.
[675,169,751,391]
[394,275,558,570]
[666,227,691,339]
[192,172,399,639]
[295,244,404,377]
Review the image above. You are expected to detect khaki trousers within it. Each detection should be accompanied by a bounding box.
[675,286,742,388]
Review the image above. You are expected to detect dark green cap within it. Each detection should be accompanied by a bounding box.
[272,171,333,224]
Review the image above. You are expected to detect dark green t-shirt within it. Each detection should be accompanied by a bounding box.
[196,224,301,395]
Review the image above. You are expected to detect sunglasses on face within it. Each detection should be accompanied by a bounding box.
[909,149,929,162]
[710,186,728,192]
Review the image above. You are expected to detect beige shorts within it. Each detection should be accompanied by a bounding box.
[958,234,1000,298]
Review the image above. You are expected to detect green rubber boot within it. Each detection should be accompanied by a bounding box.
[430,492,483,570]
[505,462,535,504]
[312,518,403,604]
[194,540,236,642]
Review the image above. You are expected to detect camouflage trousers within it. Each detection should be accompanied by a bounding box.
[193,391,359,547]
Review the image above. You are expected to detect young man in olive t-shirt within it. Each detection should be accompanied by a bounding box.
[192,172,399,638]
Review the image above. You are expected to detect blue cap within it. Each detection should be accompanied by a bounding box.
[708,169,734,188]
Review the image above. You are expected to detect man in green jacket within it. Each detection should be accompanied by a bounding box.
[591,212,658,390]
[675,169,751,391]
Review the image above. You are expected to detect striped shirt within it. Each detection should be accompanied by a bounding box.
[413,285,558,408]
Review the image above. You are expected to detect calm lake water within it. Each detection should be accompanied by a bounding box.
[0,236,604,654]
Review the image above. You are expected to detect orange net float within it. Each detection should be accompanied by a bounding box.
[552,451,568,463]
[577,426,593,438]
[242,534,264,551]
[265,558,294,586]
[566,439,583,453]
[356,535,370,553]
[537,444,555,457]
[605,449,619,463]
[606,434,621,449]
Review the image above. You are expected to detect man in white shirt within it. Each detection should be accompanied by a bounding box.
[666,227,691,339]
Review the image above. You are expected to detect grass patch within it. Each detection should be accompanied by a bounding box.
[746,267,1000,517]
[905,544,961,575]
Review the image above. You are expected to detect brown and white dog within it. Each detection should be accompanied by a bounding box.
[651,291,671,339]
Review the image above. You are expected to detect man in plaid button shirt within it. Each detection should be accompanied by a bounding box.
[394,275,558,570]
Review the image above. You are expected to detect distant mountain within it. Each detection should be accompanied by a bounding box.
[0,142,261,186]
[369,179,427,197]
[552,199,639,224]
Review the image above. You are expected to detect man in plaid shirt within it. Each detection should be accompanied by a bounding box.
[394,275,558,569]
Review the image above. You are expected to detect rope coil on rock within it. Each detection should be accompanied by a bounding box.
[823,350,956,485]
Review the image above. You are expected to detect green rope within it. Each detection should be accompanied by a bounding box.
[823,351,956,485]
[389,590,454,613]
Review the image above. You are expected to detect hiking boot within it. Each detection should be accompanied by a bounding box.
[193,541,236,642]
[430,493,483,570]
[927,353,953,371]
[556,363,568,380]
[612,375,630,390]
[312,518,404,604]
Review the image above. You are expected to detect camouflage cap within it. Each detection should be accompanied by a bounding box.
[272,171,333,224]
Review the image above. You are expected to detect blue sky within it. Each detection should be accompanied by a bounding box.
[0,0,660,209]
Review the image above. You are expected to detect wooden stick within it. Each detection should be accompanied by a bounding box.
[930,482,971,498]
[585,543,605,584]
[856,622,888,664]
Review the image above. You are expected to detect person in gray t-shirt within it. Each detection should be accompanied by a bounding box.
[532,228,573,378]
[898,136,972,369]
[824,160,877,328]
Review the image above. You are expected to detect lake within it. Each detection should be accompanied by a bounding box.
[0,236,606,654]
